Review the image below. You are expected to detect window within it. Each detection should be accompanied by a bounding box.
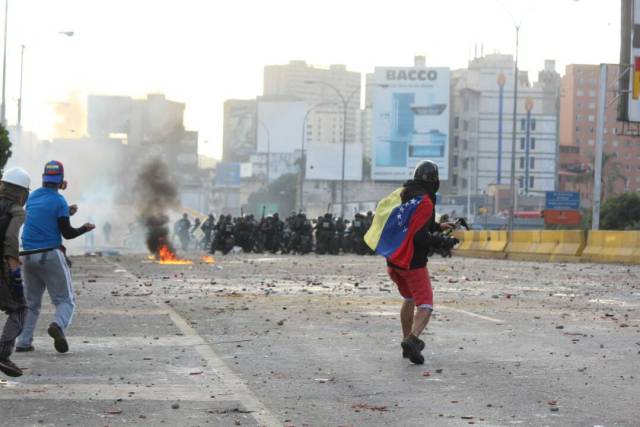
[589,90,596,97]
[520,137,525,150]
[529,176,535,189]
[531,138,536,150]
[518,177,524,189]
[521,118,526,130]
[530,157,535,169]
[588,115,595,122]
[588,102,596,109]
[531,118,536,130]
[463,139,468,150]
[463,120,469,131]
[462,178,468,189]
[577,89,584,96]
[519,157,525,169]
[453,135,459,148]
[452,174,458,186]
[576,126,580,132]
[453,155,459,167]
[454,117,460,129]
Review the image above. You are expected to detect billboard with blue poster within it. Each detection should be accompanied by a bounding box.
[372,67,450,181]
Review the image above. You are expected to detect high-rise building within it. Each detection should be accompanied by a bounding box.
[558,64,640,203]
[449,54,561,197]
[263,60,361,147]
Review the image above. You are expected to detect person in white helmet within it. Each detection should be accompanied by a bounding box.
[0,167,31,377]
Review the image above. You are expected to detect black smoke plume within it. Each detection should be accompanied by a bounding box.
[134,158,179,255]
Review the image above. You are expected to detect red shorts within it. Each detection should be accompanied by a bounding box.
[387,266,433,310]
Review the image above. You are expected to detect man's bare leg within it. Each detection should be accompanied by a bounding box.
[400,300,415,338]
[411,308,432,337]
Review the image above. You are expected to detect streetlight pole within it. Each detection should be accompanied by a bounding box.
[298,102,337,212]
[496,73,506,184]
[257,119,271,185]
[17,44,23,129]
[1,0,8,127]
[507,25,520,232]
[304,80,361,218]
[466,156,473,219]
[524,98,533,196]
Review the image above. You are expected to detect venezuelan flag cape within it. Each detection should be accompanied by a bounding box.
[364,188,434,269]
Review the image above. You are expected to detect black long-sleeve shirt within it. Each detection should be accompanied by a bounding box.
[58,217,89,239]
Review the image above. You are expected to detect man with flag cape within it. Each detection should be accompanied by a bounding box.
[365,160,459,365]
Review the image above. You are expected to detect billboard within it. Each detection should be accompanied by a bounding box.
[257,98,307,154]
[222,100,256,162]
[305,143,363,181]
[371,67,450,181]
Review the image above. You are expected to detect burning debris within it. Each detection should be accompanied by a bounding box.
[134,158,190,263]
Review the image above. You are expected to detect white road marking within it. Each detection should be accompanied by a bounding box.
[31,335,203,348]
[439,305,505,324]
[110,261,280,427]
[0,383,234,401]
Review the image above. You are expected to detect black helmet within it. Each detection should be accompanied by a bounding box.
[413,160,440,194]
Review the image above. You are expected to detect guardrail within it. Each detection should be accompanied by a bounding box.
[452,230,638,264]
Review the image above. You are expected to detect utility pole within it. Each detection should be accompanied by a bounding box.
[1,0,8,127]
[592,64,607,230]
[17,44,23,129]
[507,25,520,231]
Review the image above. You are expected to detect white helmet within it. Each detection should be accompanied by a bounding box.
[2,167,31,190]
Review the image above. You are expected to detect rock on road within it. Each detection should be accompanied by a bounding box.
[1,253,639,426]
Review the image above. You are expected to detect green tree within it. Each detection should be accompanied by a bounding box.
[247,173,297,216]
[569,153,625,202]
[599,192,640,230]
[0,124,13,172]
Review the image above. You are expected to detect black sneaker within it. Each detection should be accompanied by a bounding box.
[0,357,23,377]
[401,335,425,365]
[402,337,425,358]
[15,345,34,353]
[47,323,69,353]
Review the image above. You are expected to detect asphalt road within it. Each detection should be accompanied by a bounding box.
[1,252,639,426]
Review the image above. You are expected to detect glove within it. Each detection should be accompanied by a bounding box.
[10,268,22,286]
[9,268,24,299]
[438,237,459,258]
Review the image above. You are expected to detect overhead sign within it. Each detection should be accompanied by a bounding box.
[372,66,450,181]
[543,209,582,226]
[215,162,241,188]
[545,191,580,210]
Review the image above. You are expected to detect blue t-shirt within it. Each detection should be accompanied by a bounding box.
[21,187,70,251]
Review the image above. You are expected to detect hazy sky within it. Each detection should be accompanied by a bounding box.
[8,0,621,158]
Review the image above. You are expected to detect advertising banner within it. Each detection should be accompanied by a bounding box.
[305,142,363,181]
[372,67,450,181]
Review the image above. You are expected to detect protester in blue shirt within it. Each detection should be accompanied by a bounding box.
[16,161,95,354]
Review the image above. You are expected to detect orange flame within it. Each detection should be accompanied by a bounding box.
[155,244,193,265]
[201,255,215,264]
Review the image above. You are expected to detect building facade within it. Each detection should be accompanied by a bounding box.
[449,54,561,199]
[558,64,640,205]
[263,60,361,148]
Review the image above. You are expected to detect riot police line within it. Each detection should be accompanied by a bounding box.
[194,211,376,256]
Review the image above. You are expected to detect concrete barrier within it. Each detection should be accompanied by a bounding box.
[582,231,640,264]
[549,230,587,262]
[454,229,633,264]
[453,230,507,259]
